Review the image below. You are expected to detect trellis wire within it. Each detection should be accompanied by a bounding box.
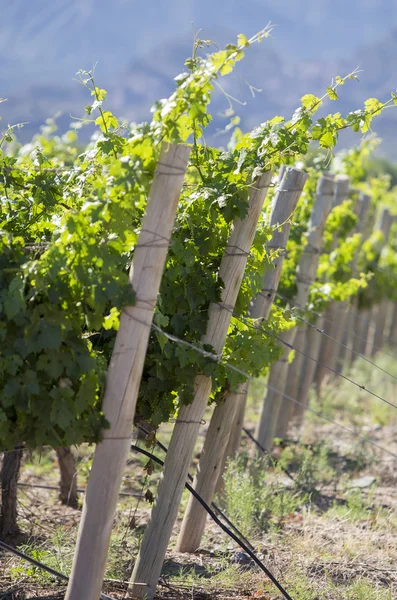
[149,322,397,460]
[135,424,255,551]
[1,313,395,600]
[16,481,143,498]
[131,445,294,600]
[272,300,397,382]
[2,317,395,462]
[275,291,396,360]
[221,306,397,412]
[241,427,295,480]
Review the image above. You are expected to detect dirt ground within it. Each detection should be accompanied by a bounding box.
[1,356,397,600]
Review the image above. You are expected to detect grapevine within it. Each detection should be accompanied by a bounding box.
[0,28,396,452]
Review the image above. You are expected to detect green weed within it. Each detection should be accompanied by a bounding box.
[222,455,305,536]
[286,569,392,600]
[277,441,337,493]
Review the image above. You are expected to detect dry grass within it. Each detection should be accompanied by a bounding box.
[1,353,397,599]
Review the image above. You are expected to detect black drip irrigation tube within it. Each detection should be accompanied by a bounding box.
[242,427,295,482]
[0,540,115,600]
[131,444,294,600]
[1,429,293,600]
[135,425,255,551]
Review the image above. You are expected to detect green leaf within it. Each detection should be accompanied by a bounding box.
[95,111,118,132]
[237,33,249,47]
[155,331,168,352]
[75,373,97,412]
[103,307,120,330]
[50,388,74,429]
[220,62,234,76]
[319,131,336,149]
[154,310,170,328]
[301,94,322,113]
[326,87,338,101]
[364,97,383,115]
[94,87,107,101]
[37,353,64,379]
[35,322,63,352]
[4,276,25,319]
[175,114,192,142]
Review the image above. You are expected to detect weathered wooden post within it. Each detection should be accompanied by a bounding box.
[175,168,308,553]
[371,301,389,356]
[351,308,372,357]
[256,175,335,450]
[309,175,350,390]
[350,208,391,362]
[371,216,397,355]
[64,143,191,600]
[388,303,397,346]
[333,193,371,374]
[273,175,336,440]
[218,166,297,467]
[293,317,324,421]
[128,172,273,599]
[294,191,371,424]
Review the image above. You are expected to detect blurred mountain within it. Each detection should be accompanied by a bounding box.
[1,0,397,155]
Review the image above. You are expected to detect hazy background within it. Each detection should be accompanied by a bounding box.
[2,0,397,154]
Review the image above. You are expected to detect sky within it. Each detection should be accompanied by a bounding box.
[2,0,397,152]
[2,0,397,85]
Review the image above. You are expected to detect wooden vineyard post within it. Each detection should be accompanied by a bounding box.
[351,308,372,358]
[371,300,389,356]
[64,143,190,600]
[225,168,308,463]
[175,168,308,553]
[317,179,356,378]
[275,175,339,439]
[294,192,371,424]
[350,208,391,361]
[292,317,324,424]
[371,215,396,355]
[308,175,350,391]
[219,166,299,467]
[333,193,371,373]
[369,210,393,356]
[388,303,397,346]
[257,175,335,450]
[346,196,374,364]
[128,172,273,599]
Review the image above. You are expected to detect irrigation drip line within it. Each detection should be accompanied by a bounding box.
[274,302,397,383]
[0,540,116,600]
[16,481,143,498]
[243,426,267,453]
[242,427,295,481]
[135,424,255,551]
[149,321,397,460]
[130,444,294,600]
[0,540,68,582]
[222,306,397,413]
